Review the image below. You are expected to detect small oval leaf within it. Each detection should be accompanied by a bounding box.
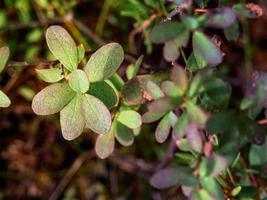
[149,22,186,44]
[192,31,223,67]
[68,69,90,93]
[85,43,124,82]
[95,128,115,159]
[114,121,134,146]
[46,25,78,71]
[117,110,142,129]
[88,80,119,109]
[36,68,64,83]
[0,46,9,73]
[60,94,85,140]
[207,7,236,28]
[32,83,75,115]
[81,94,111,134]
[155,111,177,143]
[0,90,11,108]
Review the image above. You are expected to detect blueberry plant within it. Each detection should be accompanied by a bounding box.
[0,0,267,199]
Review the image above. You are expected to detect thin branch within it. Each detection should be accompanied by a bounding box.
[46,151,95,200]
[7,61,58,68]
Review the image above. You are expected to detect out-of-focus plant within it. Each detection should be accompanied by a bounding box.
[1,0,267,199]
[0,46,10,107]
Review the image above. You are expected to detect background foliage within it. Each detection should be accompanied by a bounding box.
[0,0,267,199]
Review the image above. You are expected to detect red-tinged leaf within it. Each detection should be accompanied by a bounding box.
[207,7,236,28]
[150,167,197,189]
[95,127,115,159]
[155,112,177,143]
[185,123,203,153]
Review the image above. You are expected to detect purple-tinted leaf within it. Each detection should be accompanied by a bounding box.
[161,81,182,97]
[149,21,186,44]
[207,7,236,28]
[185,101,208,128]
[95,127,115,159]
[142,97,179,123]
[170,64,188,93]
[172,111,189,139]
[193,31,223,67]
[185,123,203,153]
[150,167,197,189]
[233,3,263,19]
[163,30,189,62]
[155,112,177,143]
[122,74,169,105]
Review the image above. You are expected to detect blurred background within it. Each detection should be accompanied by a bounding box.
[0,0,267,199]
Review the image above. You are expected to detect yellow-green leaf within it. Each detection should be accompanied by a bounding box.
[32,82,75,115]
[85,43,124,82]
[82,94,111,134]
[117,110,142,129]
[0,46,9,73]
[95,126,115,159]
[60,94,85,140]
[68,69,90,93]
[36,68,63,83]
[0,90,11,108]
[46,25,78,71]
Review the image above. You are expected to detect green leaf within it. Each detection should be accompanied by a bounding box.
[85,43,124,82]
[0,90,11,108]
[185,101,208,128]
[172,111,189,139]
[155,111,177,143]
[32,83,75,115]
[150,167,197,189]
[68,69,90,93]
[121,73,169,105]
[185,123,203,153]
[161,81,182,97]
[77,44,85,63]
[224,20,240,41]
[193,31,222,67]
[163,30,189,62]
[249,137,267,166]
[206,110,237,134]
[149,21,186,44]
[190,188,215,200]
[202,77,231,109]
[88,80,118,109]
[181,16,199,30]
[95,126,115,159]
[36,68,63,83]
[142,97,178,123]
[114,121,134,146]
[206,7,236,28]
[81,94,111,134]
[186,53,205,71]
[233,3,262,18]
[200,177,225,200]
[199,154,228,178]
[231,186,242,197]
[60,94,85,140]
[46,25,78,71]
[117,110,142,129]
[170,64,188,93]
[146,80,164,100]
[0,46,9,73]
[126,55,143,80]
